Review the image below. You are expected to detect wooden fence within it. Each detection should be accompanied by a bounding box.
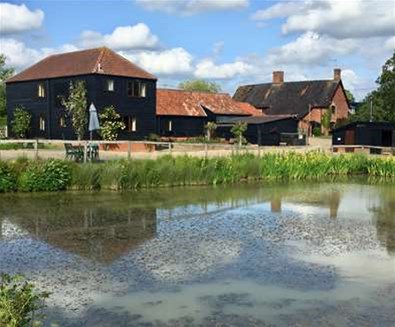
[0,139,276,162]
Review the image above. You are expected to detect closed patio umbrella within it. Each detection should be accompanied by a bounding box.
[88,103,100,141]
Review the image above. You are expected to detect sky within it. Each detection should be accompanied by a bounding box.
[0,0,394,100]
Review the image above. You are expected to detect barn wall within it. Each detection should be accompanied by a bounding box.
[157,116,206,137]
[7,74,157,140]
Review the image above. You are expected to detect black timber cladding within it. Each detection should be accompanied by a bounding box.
[332,122,395,147]
[6,74,157,140]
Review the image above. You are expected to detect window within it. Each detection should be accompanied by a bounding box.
[127,81,147,97]
[124,116,137,132]
[331,105,336,115]
[59,115,66,128]
[38,83,45,98]
[39,116,45,131]
[105,79,114,92]
[167,120,172,132]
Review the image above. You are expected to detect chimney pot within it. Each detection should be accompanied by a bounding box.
[334,68,341,81]
[273,71,284,84]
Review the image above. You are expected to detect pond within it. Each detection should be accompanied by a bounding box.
[0,181,394,326]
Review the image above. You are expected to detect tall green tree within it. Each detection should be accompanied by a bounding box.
[0,54,15,124]
[352,50,395,122]
[178,80,221,93]
[11,105,31,138]
[345,89,355,103]
[99,106,125,141]
[61,81,88,140]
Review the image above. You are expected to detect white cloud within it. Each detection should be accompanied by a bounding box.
[123,48,194,76]
[136,0,249,15]
[0,3,44,34]
[0,38,78,69]
[266,32,359,66]
[79,23,159,50]
[385,36,395,51]
[252,0,395,39]
[194,58,252,79]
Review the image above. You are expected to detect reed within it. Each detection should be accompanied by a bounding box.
[1,152,395,193]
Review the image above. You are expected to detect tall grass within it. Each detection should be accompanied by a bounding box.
[1,152,395,192]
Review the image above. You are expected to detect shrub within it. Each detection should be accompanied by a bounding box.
[313,127,322,137]
[231,122,247,146]
[11,106,31,138]
[19,159,71,191]
[99,106,125,141]
[0,274,49,327]
[0,161,17,192]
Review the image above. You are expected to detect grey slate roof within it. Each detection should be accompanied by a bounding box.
[233,80,341,118]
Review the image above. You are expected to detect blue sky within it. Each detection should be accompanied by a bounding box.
[1,0,394,99]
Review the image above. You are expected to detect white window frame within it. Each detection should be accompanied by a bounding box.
[39,116,45,131]
[131,117,137,132]
[168,120,172,132]
[38,83,45,98]
[106,79,114,92]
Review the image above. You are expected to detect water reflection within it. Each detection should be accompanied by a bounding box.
[0,181,394,326]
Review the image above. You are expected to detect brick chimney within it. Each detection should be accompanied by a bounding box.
[333,68,341,81]
[273,71,284,84]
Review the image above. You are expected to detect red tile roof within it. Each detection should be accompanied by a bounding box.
[7,47,156,83]
[234,101,264,116]
[157,89,254,117]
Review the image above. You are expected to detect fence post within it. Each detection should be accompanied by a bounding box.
[83,141,88,163]
[168,143,172,154]
[34,139,39,160]
[127,141,132,160]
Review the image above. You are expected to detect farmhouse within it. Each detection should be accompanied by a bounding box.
[6,47,157,140]
[233,69,350,135]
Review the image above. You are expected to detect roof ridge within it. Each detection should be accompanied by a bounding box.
[239,79,338,88]
[157,88,230,96]
[93,47,107,73]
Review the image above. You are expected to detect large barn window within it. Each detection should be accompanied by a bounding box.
[38,83,46,98]
[127,81,146,98]
[105,79,114,92]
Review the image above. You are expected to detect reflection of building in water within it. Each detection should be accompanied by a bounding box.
[372,198,395,255]
[269,190,341,219]
[7,207,157,264]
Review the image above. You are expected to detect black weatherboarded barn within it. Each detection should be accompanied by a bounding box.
[6,47,157,140]
[332,122,395,147]
[217,115,300,146]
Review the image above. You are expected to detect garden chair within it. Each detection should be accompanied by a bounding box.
[64,143,83,162]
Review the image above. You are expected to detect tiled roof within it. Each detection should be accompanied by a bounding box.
[220,114,296,125]
[233,101,264,116]
[7,47,156,83]
[233,80,342,118]
[157,89,252,117]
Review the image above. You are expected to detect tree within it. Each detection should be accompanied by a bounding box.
[321,109,332,136]
[11,106,31,138]
[352,50,395,122]
[0,54,15,124]
[345,89,355,103]
[178,80,221,93]
[99,106,125,141]
[205,122,217,141]
[231,122,247,146]
[61,81,88,140]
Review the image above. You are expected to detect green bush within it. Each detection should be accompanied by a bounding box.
[19,159,71,191]
[0,161,17,192]
[0,274,49,327]
[312,127,322,137]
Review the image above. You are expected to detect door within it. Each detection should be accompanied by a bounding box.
[345,129,355,145]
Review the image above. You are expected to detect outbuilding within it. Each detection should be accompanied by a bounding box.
[217,115,302,146]
[332,122,395,148]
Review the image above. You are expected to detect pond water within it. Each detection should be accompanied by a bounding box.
[0,181,394,326]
